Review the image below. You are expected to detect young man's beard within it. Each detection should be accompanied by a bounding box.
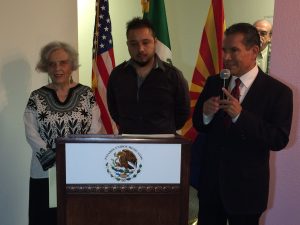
[133,59,151,67]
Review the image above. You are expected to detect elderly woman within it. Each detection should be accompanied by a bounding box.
[24,41,102,225]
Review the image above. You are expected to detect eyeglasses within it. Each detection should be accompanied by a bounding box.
[258,31,271,37]
[48,60,70,68]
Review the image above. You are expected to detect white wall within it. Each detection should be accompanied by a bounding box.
[0,1,77,225]
[78,0,142,86]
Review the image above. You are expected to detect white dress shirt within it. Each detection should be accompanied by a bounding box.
[203,66,259,124]
[256,44,270,73]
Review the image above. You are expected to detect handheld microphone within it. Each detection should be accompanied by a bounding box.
[220,69,230,99]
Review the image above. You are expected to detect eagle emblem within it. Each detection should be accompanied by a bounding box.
[105,146,142,181]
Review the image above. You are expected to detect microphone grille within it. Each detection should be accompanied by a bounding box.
[220,69,230,79]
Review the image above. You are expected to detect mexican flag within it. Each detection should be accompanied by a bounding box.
[141,0,172,64]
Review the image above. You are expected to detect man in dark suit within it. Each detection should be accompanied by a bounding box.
[192,23,293,225]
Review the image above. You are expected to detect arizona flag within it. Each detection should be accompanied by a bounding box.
[141,0,172,64]
[91,0,118,134]
[182,0,226,140]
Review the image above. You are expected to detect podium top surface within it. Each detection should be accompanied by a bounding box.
[56,134,191,144]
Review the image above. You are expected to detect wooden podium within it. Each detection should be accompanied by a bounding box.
[56,135,191,225]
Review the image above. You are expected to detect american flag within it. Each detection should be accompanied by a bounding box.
[92,0,118,134]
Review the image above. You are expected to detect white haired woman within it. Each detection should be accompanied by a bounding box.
[24,41,103,225]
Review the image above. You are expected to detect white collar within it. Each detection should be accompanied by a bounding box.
[231,65,258,89]
[260,45,269,58]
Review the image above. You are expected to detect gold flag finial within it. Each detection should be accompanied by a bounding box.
[141,0,150,13]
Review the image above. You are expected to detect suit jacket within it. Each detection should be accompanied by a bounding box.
[192,69,293,214]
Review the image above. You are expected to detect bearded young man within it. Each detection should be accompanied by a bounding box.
[107,17,190,134]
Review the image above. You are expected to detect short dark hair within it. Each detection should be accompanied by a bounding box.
[225,23,261,49]
[126,17,156,38]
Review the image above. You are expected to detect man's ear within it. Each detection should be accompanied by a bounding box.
[252,45,260,57]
